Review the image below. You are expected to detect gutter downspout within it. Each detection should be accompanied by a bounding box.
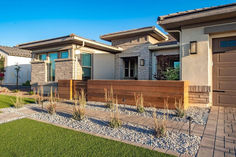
[166,30,182,80]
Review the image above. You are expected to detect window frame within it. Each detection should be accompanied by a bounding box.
[81,52,93,80]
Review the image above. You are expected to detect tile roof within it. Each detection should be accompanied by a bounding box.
[0,46,31,58]
[158,3,236,21]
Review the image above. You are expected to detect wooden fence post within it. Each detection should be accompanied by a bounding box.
[70,80,73,100]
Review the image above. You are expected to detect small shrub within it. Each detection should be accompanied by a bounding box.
[46,103,56,115]
[73,105,85,121]
[11,95,24,108]
[134,92,145,113]
[28,90,34,95]
[104,86,114,109]
[12,89,19,93]
[153,110,167,138]
[22,80,31,86]
[110,97,122,128]
[174,97,185,118]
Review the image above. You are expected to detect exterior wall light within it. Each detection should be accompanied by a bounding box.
[190,41,197,54]
[140,59,145,66]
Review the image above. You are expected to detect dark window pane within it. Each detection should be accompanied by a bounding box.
[124,60,129,68]
[82,67,91,80]
[125,69,129,77]
[220,40,236,47]
[82,53,91,66]
[130,69,134,77]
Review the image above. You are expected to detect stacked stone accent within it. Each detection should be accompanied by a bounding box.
[113,35,153,80]
[189,85,210,104]
[55,59,75,82]
[31,60,47,85]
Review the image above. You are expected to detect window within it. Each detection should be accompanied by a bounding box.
[81,53,92,80]
[48,53,58,82]
[59,51,69,59]
[174,61,180,68]
[40,54,47,61]
[124,57,137,79]
[220,40,236,48]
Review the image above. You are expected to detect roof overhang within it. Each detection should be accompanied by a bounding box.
[17,34,123,53]
[158,3,236,39]
[149,43,179,51]
[100,26,168,42]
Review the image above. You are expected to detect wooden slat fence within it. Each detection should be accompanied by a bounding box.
[58,80,189,109]
[58,80,72,100]
[87,80,189,109]
[58,80,87,100]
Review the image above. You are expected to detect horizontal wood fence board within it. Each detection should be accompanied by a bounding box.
[87,80,189,109]
[58,80,189,109]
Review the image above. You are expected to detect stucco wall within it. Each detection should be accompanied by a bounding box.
[181,27,210,86]
[93,51,115,80]
[3,55,31,85]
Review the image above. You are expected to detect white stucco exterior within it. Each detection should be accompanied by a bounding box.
[3,55,31,85]
[93,50,115,80]
[181,26,211,86]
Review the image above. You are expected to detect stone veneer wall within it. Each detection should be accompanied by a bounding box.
[189,85,210,104]
[55,59,76,82]
[114,43,152,80]
[31,60,47,85]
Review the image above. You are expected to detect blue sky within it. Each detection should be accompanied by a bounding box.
[0,0,235,46]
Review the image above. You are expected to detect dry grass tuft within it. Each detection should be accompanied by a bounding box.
[72,89,86,121]
[134,92,145,113]
[104,86,114,109]
[152,98,169,138]
[174,97,185,118]
[46,87,56,115]
[110,97,122,128]
[11,95,24,108]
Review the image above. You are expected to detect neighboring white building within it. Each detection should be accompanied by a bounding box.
[0,46,31,85]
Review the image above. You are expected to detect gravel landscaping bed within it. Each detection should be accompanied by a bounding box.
[86,101,210,125]
[2,107,201,156]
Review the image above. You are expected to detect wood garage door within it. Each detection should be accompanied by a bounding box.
[213,36,236,106]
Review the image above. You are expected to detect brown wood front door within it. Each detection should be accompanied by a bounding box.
[213,50,236,106]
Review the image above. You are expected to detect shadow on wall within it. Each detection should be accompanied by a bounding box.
[4,64,31,85]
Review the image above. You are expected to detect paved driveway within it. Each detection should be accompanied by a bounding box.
[197,106,236,157]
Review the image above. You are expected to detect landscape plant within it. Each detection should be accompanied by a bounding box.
[134,92,145,113]
[0,56,5,81]
[110,97,122,128]
[11,95,24,108]
[14,64,21,89]
[153,98,169,137]
[46,87,56,115]
[72,89,86,121]
[174,97,185,118]
[104,86,114,109]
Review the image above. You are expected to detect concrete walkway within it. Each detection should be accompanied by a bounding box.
[197,106,236,157]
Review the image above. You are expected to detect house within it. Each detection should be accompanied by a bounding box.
[100,26,168,80]
[0,46,31,86]
[155,3,236,106]
[16,34,123,92]
[17,2,236,107]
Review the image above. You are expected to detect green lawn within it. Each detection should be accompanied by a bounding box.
[0,119,172,157]
[0,94,35,109]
